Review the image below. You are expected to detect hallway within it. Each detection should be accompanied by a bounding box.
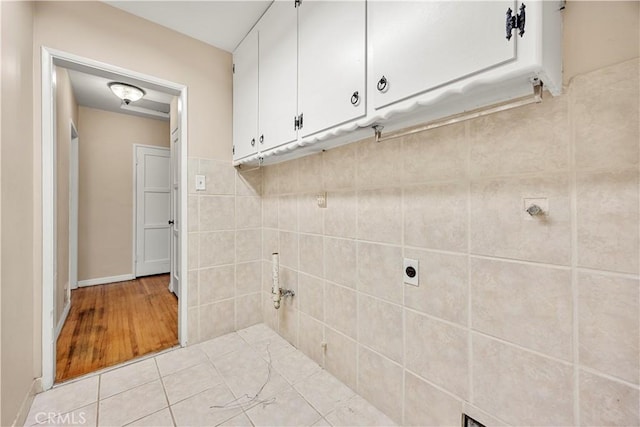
[56,275,178,382]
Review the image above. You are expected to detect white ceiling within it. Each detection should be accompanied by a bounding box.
[104,1,273,52]
[64,1,274,120]
[67,69,175,121]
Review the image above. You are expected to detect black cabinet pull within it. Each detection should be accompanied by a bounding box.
[377,76,388,92]
[259,134,264,144]
[350,91,360,105]
[250,138,255,146]
[168,220,175,225]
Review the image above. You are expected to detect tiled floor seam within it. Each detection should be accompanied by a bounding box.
[96,375,102,427]
[154,357,178,427]
[122,407,171,427]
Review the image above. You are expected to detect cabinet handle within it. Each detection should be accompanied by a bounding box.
[250,138,255,146]
[377,76,388,92]
[350,91,360,105]
[259,135,264,144]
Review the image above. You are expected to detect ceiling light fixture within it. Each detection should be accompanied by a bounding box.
[108,82,146,105]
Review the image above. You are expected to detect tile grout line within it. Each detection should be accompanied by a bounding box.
[568,77,581,426]
[466,119,474,407]
[577,364,640,391]
[234,169,239,333]
[354,142,361,395]
[319,169,327,371]
[154,357,178,427]
[296,189,301,350]
[399,138,407,426]
[96,374,101,427]
[122,407,172,427]
[196,195,201,313]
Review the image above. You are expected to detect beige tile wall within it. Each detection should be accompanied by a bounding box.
[187,158,263,343]
[259,59,640,426]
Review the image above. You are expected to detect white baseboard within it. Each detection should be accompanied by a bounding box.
[78,274,135,287]
[13,378,41,427]
[55,300,71,340]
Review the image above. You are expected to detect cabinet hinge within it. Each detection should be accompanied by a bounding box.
[232,64,235,74]
[294,114,303,130]
[232,145,235,155]
[294,0,302,7]
[505,3,526,40]
[298,113,303,129]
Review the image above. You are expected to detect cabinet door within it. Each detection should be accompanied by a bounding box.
[370,1,516,110]
[299,0,366,137]
[258,1,298,151]
[232,30,259,160]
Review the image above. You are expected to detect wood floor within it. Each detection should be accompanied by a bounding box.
[56,274,178,383]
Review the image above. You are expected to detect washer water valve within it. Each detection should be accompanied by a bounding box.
[523,197,548,221]
[525,204,544,217]
[271,252,295,309]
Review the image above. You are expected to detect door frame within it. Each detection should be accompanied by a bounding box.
[41,46,189,390]
[132,144,171,278]
[69,121,79,291]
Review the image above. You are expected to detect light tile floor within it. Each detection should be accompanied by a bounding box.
[26,324,396,427]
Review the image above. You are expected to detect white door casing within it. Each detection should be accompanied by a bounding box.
[69,122,79,290]
[170,127,180,297]
[42,48,189,390]
[135,145,171,277]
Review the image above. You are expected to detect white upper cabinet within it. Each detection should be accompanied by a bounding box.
[257,1,298,151]
[298,0,366,137]
[370,1,516,110]
[232,30,259,160]
[232,0,562,166]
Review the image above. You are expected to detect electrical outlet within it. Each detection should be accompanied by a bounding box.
[195,174,206,191]
[403,258,419,286]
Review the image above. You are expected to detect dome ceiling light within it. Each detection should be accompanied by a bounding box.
[108,82,146,105]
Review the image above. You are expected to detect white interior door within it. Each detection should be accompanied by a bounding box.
[135,145,171,277]
[170,128,180,297]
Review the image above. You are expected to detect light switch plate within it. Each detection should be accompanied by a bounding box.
[196,174,206,191]
[403,258,419,286]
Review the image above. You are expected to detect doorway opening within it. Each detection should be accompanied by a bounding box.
[42,47,188,389]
